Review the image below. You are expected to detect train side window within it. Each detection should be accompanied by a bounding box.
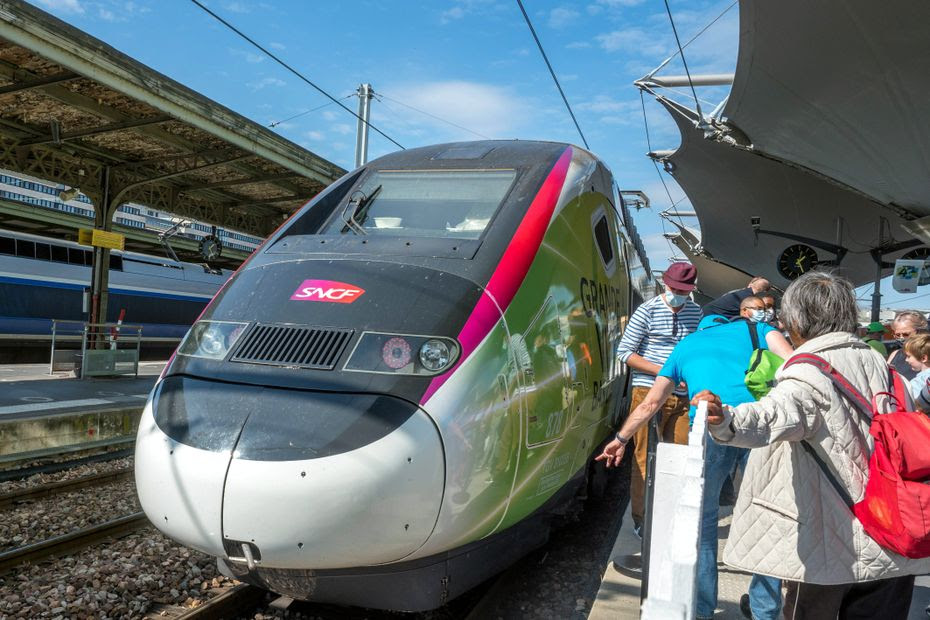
[15,239,35,258]
[0,236,13,255]
[35,243,51,260]
[593,212,615,274]
[109,254,123,270]
[67,247,85,265]
[51,244,68,263]
[85,250,93,266]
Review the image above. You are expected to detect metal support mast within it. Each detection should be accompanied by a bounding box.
[354,83,374,169]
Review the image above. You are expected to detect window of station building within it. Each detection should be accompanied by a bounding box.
[68,247,90,266]
[35,242,51,261]
[317,169,517,240]
[0,235,13,255]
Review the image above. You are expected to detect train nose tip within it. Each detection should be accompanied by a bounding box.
[135,377,445,569]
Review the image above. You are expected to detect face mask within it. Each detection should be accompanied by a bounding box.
[763,310,775,322]
[749,309,766,323]
[665,291,688,307]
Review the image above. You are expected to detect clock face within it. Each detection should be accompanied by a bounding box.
[777,244,819,280]
[199,235,222,261]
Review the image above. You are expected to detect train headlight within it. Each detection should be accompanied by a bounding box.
[345,332,459,375]
[419,339,451,372]
[177,320,249,360]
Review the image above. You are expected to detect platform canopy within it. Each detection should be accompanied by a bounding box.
[0,1,345,254]
[645,0,930,290]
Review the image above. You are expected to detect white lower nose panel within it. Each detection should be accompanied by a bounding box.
[221,411,444,569]
[135,402,230,557]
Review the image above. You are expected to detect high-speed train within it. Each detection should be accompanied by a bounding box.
[0,228,230,345]
[135,140,653,611]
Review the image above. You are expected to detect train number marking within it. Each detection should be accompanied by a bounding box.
[290,279,365,303]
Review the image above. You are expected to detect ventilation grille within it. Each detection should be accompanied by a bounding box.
[231,324,354,370]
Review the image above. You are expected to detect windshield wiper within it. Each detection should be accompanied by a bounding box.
[341,185,382,235]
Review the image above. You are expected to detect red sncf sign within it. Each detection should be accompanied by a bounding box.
[290,279,365,304]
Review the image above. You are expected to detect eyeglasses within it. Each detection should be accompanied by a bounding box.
[894,331,915,339]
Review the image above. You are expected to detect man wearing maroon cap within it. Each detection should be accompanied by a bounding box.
[614,262,701,535]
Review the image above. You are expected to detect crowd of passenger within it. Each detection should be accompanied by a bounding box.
[596,263,930,619]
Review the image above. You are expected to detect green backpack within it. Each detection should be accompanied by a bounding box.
[744,321,784,400]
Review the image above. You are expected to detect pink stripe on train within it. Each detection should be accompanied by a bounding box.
[420,146,573,404]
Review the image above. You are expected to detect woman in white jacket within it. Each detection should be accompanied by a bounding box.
[695,271,930,619]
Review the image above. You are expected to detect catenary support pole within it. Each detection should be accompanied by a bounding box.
[354,83,373,169]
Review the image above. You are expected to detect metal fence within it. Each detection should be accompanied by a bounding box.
[50,320,143,378]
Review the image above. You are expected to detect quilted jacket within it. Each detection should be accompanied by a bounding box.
[709,331,930,584]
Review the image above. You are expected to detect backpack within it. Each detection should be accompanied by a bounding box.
[743,321,784,400]
[783,352,930,559]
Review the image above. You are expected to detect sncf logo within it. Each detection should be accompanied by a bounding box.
[290,279,365,303]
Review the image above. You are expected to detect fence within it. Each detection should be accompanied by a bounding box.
[49,320,143,378]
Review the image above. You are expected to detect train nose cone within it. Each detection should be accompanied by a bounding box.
[136,375,444,570]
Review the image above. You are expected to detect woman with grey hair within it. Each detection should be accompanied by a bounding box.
[693,271,930,618]
[887,310,929,380]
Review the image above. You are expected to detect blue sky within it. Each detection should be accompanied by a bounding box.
[28,0,917,311]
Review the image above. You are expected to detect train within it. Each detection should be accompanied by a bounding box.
[0,228,230,352]
[134,140,653,611]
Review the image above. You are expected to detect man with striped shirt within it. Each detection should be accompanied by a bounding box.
[616,262,701,534]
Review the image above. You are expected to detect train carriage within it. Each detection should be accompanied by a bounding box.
[135,140,651,610]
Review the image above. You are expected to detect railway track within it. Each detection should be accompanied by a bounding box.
[0,444,134,482]
[0,511,148,574]
[0,467,133,508]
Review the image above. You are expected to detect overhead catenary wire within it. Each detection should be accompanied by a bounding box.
[647,0,737,79]
[376,93,491,140]
[662,0,704,121]
[189,0,404,150]
[268,94,354,128]
[515,0,589,149]
[639,90,688,229]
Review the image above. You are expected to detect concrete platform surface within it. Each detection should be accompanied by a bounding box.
[0,361,164,420]
[590,505,930,619]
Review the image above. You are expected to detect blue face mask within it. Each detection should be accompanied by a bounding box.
[665,291,688,307]
[749,309,766,323]
[763,309,775,323]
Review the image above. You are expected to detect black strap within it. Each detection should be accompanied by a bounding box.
[745,320,760,351]
[799,441,855,508]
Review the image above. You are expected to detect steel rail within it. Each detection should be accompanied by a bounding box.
[0,511,148,574]
[0,467,133,509]
[174,584,268,619]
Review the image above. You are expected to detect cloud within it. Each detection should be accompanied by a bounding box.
[596,27,667,56]
[566,41,592,49]
[98,6,116,20]
[378,80,534,140]
[439,0,504,24]
[548,7,579,29]
[305,130,325,141]
[229,48,265,64]
[224,1,250,12]
[596,0,647,7]
[440,6,465,23]
[269,41,286,51]
[247,77,286,91]
[36,0,84,13]
[333,123,354,136]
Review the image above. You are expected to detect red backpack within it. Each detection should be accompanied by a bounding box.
[784,353,930,559]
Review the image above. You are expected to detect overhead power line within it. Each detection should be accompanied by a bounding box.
[377,92,491,140]
[662,0,703,120]
[189,0,404,150]
[515,0,589,149]
[268,93,354,128]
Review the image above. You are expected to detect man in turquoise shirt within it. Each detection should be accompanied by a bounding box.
[599,296,793,620]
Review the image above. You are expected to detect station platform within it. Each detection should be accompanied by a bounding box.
[589,505,930,619]
[0,361,163,461]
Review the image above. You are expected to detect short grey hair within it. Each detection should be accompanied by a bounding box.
[893,310,929,332]
[780,271,858,340]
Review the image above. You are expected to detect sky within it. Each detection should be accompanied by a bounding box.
[26,0,917,311]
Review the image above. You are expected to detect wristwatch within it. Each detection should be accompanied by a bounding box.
[615,432,629,445]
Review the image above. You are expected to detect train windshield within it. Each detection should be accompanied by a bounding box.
[319,169,516,240]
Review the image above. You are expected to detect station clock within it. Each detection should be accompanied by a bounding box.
[777,244,819,280]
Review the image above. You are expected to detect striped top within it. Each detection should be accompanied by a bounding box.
[617,294,702,395]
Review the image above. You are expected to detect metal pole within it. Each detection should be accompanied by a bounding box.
[354,83,373,168]
[640,413,660,601]
[49,320,56,375]
[871,218,886,322]
[80,324,88,379]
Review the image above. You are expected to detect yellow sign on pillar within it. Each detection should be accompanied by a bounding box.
[77,228,125,251]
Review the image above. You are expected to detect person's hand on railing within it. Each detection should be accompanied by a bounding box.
[691,390,724,426]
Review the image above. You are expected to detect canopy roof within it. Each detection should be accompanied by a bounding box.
[646,0,930,288]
